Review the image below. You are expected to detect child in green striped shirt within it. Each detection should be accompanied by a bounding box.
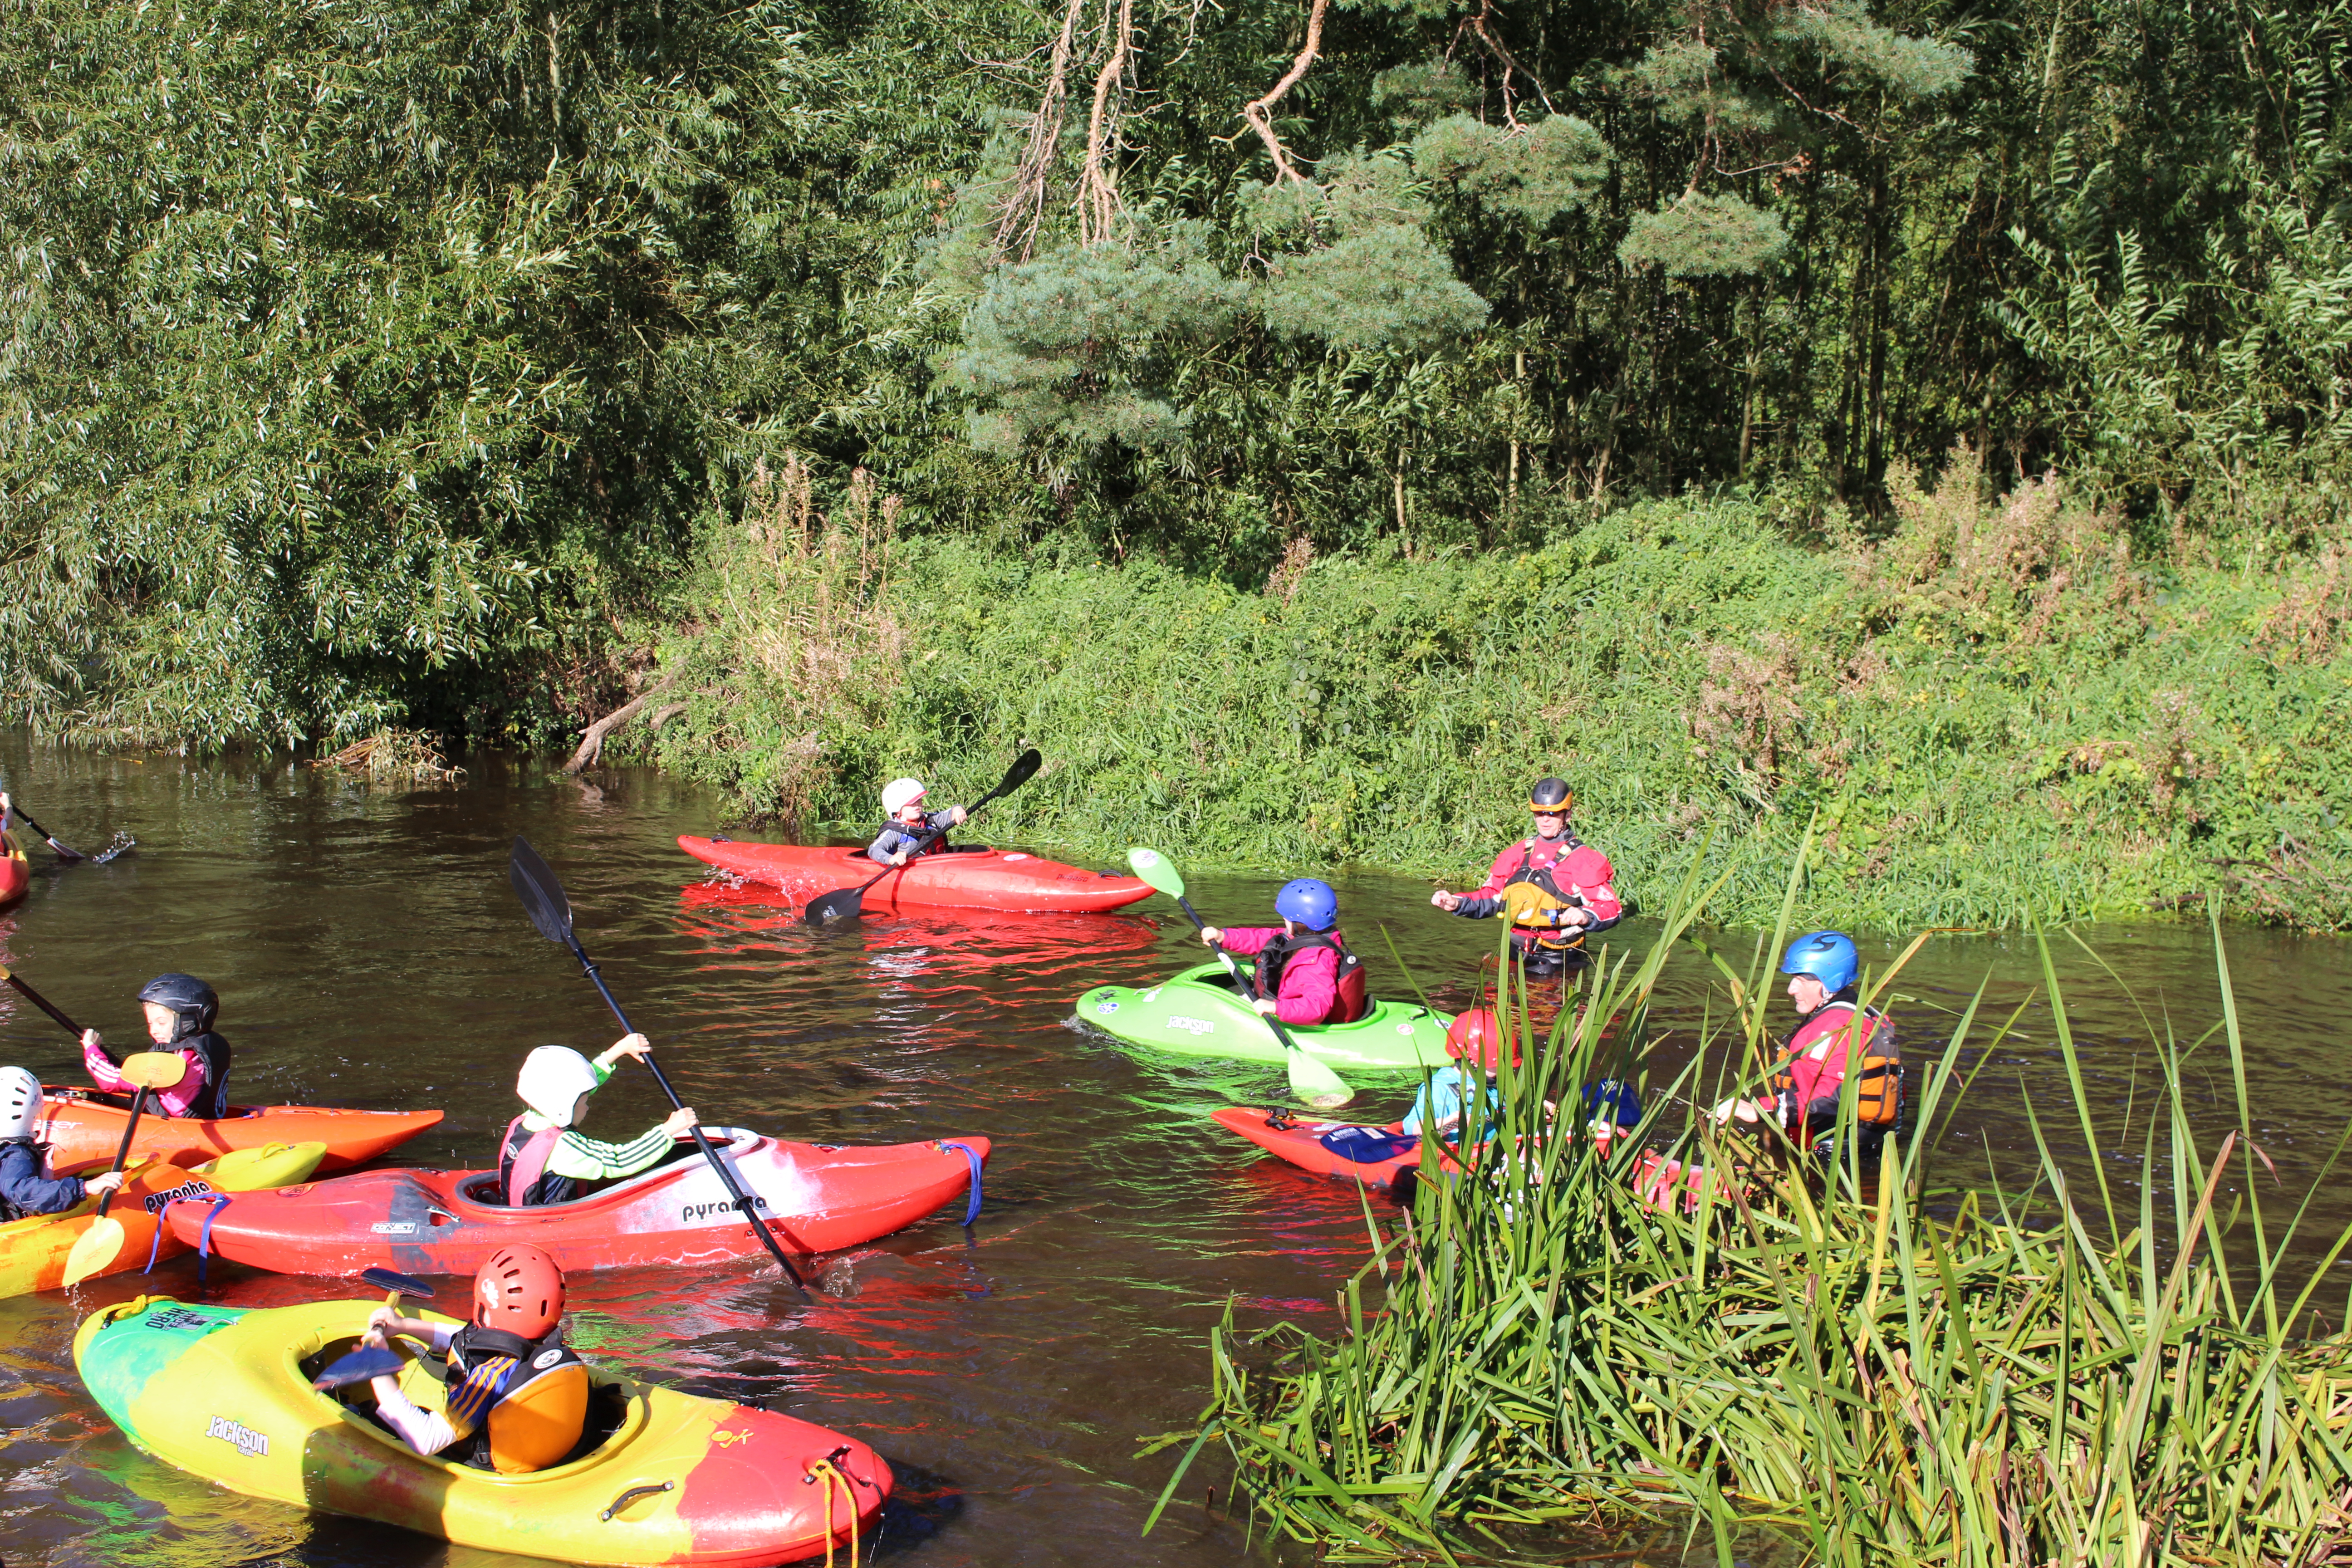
[497,1035,700,1206]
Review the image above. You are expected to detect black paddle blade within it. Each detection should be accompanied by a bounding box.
[360,1265,436,1299]
[508,836,575,945]
[996,748,1043,798]
[802,887,864,926]
[311,1343,410,1391]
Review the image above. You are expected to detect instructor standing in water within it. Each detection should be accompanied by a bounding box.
[1430,777,1622,975]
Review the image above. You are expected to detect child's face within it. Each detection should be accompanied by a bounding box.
[142,1002,179,1043]
[897,803,926,824]
[570,1092,591,1127]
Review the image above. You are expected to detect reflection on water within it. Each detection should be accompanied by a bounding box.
[0,737,2346,1565]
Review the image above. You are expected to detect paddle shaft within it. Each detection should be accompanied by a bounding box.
[558,933,812,1298]
[0,969,83,1038]
[93,1088,149,1218]
[10,804,83,861]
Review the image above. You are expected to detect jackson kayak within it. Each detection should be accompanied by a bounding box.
[76,1293,889,1566]
[0,827,27,907]
[35,1086,443,1172]
[1213,1107,1713,1214]
[167,1128,989,1276]
[680,835,1154,915]
[0,1141,326,1297]
[1076,962,1453,1070]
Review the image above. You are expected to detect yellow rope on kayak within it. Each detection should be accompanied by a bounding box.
[808,1456,859,1568]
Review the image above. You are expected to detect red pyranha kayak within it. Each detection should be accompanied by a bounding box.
[167,1128,989,1276]
[679,836,1153,915]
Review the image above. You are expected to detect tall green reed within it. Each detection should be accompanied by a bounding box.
[1147,854,2352,1565]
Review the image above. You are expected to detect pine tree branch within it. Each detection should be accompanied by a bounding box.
[1239,0,1331,183]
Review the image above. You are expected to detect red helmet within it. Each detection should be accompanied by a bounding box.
[475,1243,566,1339]
[1444,1008,1519,1072]
[1563,846,1613,887]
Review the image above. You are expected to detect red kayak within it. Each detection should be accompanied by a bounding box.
[680,836,1153,915]
[166,1128,989,1277]
[1213,1107,1712,1213]
[0,829,28,908]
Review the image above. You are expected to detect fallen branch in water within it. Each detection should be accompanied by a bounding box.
[564,681,677,775]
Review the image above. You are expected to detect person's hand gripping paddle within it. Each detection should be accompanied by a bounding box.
[61,1051,186,1285]
[804,749,1044,926]
[1125,848,1353,1110]
[508,837,813,1300]
[311,1267,439,1389]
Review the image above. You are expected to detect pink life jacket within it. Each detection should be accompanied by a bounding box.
[500,1116,565,1207]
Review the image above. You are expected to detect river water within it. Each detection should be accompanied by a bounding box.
[1,739,2345,1568]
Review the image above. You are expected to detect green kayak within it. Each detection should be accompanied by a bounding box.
[1075,962,1454,1070]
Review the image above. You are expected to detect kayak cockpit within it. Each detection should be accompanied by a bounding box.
[446,1127,763,1211]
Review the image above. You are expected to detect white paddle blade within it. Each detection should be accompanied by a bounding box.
[1289,1050,1355,1110]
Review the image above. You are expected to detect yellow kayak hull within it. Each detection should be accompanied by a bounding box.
[75,1294,891,1565]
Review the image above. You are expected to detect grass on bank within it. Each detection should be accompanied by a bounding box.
[1138,848,2352,1566]
[631,451,2352,934]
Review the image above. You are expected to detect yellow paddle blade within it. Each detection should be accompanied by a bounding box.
[62,1216,127,1287]
[118,1052,187,1090]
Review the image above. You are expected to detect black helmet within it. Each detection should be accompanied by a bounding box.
[1528,776,1574,813]
[137,973,218,1043]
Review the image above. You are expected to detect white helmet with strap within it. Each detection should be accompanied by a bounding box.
[515,1047,601,1127]
[1,1067,43,1142]
[881,778,927,814]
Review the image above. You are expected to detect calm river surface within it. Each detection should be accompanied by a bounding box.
[1,738,2346,1567]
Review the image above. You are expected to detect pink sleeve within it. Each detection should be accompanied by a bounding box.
[83,1038,126,1093]
[1276,948,1338,1025]
[1215,926,1279,956]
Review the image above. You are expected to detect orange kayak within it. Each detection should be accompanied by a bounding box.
[0,828,27,908]
[34,1087,442,1172]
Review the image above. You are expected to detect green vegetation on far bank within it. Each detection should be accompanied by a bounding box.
[630,453,2352,934]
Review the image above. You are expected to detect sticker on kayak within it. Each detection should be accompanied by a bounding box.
[1167,1016,1215,1036]
[1397,1024,1416,1036]
[682,1196,771,1224]
[371,1221,418,1235]
[207,1416,271,1459]
[145,1306,211,1332]
[141,1176,221,1215]
[1094,999,1120,1015]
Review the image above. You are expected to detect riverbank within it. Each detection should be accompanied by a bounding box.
[620,457,2352,935]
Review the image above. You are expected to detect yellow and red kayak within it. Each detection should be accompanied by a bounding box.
[77,1294,891,1565]
[35,1087,442,1171]
[0,1141,326,1298]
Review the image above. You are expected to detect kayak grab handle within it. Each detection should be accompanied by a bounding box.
[940,1142,983,1228]
[600,1480,674,1521]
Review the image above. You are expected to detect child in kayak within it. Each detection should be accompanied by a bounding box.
[1199,878,1370,1026]
[1401,1009,1511,1139]
[78,973,234,1119]
[0,1067,124,1219]
[868,777,969,866]
[499,1036,701,1206]
[363,1243,591,1473]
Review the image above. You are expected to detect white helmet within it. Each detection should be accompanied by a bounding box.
[1,1067,43,1142]
[516,1047,601,1127]
[881,778,927,814]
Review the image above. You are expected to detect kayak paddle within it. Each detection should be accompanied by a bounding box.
[1124,847,1354,1110]
[508,836,813,1300]
[804,749,1044,926]
[312,1266,439,1390]
[7,801,85,862]
[61,1051,187,1285]
[0,961,88,1039]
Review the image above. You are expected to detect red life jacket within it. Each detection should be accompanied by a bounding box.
[1769,1000,1901,1144]
[1248,928,1370,1025]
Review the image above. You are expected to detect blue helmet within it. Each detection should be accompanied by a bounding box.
[1581,1077,1642,1130]
[1780,930,1859,995]
[1275,877,1339,931]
